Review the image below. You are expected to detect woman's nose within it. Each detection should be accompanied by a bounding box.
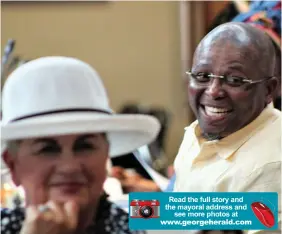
[56,152,83,173]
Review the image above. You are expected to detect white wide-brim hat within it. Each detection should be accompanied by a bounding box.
[1,56,160,159]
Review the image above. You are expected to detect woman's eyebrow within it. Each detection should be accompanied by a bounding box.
[74,134,99,143]
[31,138,58,145]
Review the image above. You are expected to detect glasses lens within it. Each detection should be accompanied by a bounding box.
[225,76,245,87]
[190,73,211,83]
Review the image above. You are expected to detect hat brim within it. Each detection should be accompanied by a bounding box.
[1,113,160,158]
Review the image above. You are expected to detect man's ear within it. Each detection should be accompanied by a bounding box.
[265,77,279,104]
[2,150,21,186]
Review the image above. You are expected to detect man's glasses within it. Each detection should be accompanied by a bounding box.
[185,71,274,88]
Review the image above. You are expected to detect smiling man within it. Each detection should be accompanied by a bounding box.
[173,22,281,232]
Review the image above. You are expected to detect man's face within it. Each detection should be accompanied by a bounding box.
[187,41,273,138]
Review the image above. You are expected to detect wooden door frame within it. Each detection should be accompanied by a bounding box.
[178,1,207,122]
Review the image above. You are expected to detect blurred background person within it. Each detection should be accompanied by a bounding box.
[110,102,171,193]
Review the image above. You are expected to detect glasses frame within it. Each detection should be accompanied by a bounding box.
[185,71,274,85]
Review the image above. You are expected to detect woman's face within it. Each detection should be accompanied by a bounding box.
[5,133,109,209]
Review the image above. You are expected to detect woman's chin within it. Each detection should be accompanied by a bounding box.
[49,189,91,206]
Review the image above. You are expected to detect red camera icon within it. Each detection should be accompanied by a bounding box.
[130,199,160,219]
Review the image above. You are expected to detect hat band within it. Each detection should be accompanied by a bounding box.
[10,108,111,122]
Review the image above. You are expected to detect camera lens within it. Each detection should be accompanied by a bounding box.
[140,206,153,218]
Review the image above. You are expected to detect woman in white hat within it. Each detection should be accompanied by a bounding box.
[0,56,160,234]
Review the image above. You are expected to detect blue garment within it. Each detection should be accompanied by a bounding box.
[165,174,176,192]
[232,0,281,44]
